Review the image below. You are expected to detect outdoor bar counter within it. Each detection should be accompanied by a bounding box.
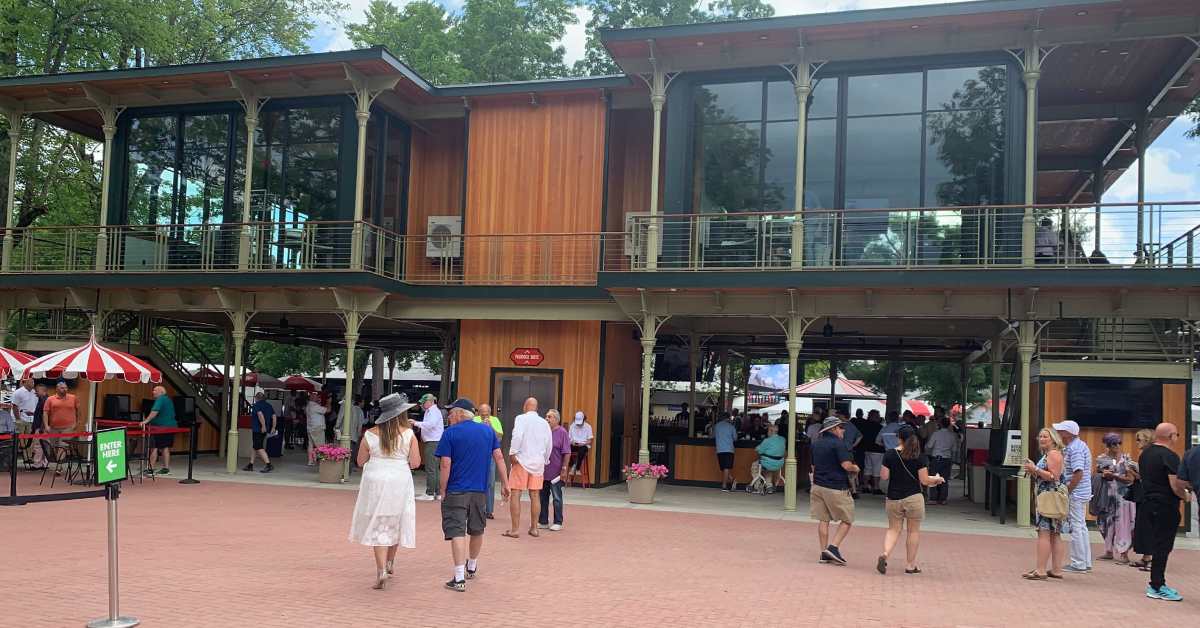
[661,436,812,487]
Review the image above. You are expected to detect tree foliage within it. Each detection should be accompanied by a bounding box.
[572,0,774,76]
[347,0,577,84]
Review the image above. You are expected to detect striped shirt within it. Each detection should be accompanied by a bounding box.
[1062,438,1093,500]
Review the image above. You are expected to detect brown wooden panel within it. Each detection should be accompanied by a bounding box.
[457,320,601,459]
[605,109,654,233]
[463,92,606,283]
[406,118,465,281]
[73,378,215,451]
[1162,383,1187,457]
[1043,380,1067,426]
[599,322,642,482]
[674,444,757,484]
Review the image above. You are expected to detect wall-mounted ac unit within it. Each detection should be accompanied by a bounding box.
[623,212,652,258]
[426,215,463,258]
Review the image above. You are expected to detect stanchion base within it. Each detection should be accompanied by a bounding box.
[86,616,139,628]
[177,479,199,485]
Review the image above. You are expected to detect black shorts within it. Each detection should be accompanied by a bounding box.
[153,433,174,450]
[252,432,266,450]
[441,492,487,540]
[717,452,735,470]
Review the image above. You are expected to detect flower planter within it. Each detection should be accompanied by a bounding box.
[318,459,342,483]
[626,477,658,504]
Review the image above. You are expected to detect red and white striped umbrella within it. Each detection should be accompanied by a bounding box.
[280,374,322,391]
[18,336,162,383]
[0,347,35,379]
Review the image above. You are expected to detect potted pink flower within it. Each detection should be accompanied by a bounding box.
[314,444,351,483]
[623,463,669,504]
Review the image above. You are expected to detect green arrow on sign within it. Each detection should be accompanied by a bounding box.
[96,428,128,484]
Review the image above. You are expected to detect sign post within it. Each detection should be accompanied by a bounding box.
[88,428,139,628]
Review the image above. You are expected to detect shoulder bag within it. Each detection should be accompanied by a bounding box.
[1036,481,1069,520]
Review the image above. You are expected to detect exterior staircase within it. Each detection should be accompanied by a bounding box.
[1039,318,1193,362]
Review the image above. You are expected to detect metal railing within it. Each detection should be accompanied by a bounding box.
[2,201,1199,285]
[606,201,1200,272]
[1038,318,1195,362]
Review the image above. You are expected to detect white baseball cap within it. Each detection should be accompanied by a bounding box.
[1052,420,1080,436]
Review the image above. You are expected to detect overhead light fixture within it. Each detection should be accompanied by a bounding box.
[1075,10,1088,16]
[696,41,704,47]
[1119,50,1130,55]
[910,24,920,29]
[1099,48,1110,54]
[759,35,769,40]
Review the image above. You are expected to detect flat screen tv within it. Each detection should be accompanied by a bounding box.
[1065,378,1162,430]
[653,344,701,382]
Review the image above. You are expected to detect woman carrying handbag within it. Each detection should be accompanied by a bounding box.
[1022,428,1070,580]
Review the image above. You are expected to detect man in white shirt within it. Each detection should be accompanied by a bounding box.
[925,417,958,505]
[568,411,594,480]
[415,393,446,501]
[12,377,45,468]
[505,397,552,538]
[305,392,330,466]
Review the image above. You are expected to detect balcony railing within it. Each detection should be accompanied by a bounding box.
[1,202,1198,285]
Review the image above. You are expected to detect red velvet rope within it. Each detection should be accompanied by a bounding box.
[0,426,189,441]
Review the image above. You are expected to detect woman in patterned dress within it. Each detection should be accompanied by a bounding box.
[1095,432,1137,563]
[349,393,419,589]
[1022,428,1068,580]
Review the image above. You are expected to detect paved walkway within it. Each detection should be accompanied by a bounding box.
[4,465,1198,627]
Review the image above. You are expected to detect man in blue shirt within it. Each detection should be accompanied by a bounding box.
[713,412,737,492]
[876,411,904,450]
[810,416,859,566]
[1054,420,1093,573]
[244,392,276,473]
[435,398,510,592]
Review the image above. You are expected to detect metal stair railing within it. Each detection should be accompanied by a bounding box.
[147,324,225,432]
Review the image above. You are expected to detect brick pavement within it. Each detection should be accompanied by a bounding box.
[3,473,1196,628]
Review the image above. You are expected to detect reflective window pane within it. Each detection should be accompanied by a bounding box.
[803,119,837,266]
[847,73,922,116]
[125,115,178,226]
[762,121,797,211]
[765,81,798,121]
[925,108,1005,206]
[808,78,839,119]
[844,114,922,264]
[180,114,229,225]
[696,123,761,213]
[927,66,1006,111]
[695,82,762,123]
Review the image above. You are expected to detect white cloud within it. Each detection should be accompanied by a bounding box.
[1107,147,1200,203]
[562,6,592,68]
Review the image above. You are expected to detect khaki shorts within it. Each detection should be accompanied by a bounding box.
[509,463,544,491]
[885,493,926,521]
[810,484,855,523]
[308,428,326,447]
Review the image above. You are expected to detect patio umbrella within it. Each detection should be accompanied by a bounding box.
[280,375,321,392]
[242,372,283,389]
[190,366,226,386]
[905,399,933,417]
[0,347,35,379]
[17,333,163,450]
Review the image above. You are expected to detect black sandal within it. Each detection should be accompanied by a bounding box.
[876,556,887,575]
[905,567,922,574]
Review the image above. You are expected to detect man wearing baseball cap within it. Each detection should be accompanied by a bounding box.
[414,393,445,501]
[435,397,510,592]
[1053,419,1093,573]
[810,415,860,566]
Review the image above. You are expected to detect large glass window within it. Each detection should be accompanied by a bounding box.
[125,116,178,226]
[239,106,342,224]
[180,114,230,225]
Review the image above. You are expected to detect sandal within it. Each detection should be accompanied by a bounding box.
[904,567,922,574]
[876,556,887,575]
[1047,572,1063,579]
[1129,559,1150,568]
[528,529,540,538]
[1021,571,1047,580]
[501,531,520,539]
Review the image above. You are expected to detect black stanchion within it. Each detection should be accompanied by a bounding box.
[6,431,18,505]
[179,422,199,485]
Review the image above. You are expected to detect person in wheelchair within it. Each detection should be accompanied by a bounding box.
[751,421,787,493]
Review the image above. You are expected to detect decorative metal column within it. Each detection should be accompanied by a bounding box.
[340,313,362,481]
[1092,167,1104,257]
[1009,35,1052,267]
[1,108,20,273]
[225,310,250,474]
[635,301,668,465]
[344,64,400,271]
[784,333,802,511]
[688,332,699,437]
[783,35,814,270]
[637,41,676,271]
[1135,117,1147,263]
[81,86,123,272]
[1016,320,1035,526]
[229,75,266,271]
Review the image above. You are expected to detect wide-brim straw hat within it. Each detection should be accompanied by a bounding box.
[377,393,417,423]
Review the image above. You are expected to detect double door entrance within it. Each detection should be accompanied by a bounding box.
[491,370,560,457]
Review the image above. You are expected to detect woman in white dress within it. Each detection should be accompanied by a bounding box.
[349,393,419,589]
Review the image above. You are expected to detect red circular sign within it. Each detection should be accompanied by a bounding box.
[509,347,544,366]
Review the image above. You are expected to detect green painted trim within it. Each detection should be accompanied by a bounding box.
[599,0,1113,42]
[596,320,607,485]
[598,268,1200,290]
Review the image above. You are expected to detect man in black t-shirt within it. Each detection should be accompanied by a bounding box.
[1139,423,1190,602]
[857,410,885,495]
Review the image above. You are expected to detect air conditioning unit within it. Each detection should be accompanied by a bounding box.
[623,212,652,259]
[426,215,463,259]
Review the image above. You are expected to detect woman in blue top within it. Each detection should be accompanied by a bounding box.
[1022,428,1069,580]
[755,421,787,492]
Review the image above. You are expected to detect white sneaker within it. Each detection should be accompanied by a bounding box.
[538,523,550,529]
[549,524,563,532]
[416,495,435,501]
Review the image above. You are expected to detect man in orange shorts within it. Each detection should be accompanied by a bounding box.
[504,397,552,538]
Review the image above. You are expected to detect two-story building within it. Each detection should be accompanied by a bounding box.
[1,0,1197,524]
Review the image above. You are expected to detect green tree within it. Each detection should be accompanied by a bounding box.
[1186,96,1199,140]
[572,0,774,76]
[345,0,470,85]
